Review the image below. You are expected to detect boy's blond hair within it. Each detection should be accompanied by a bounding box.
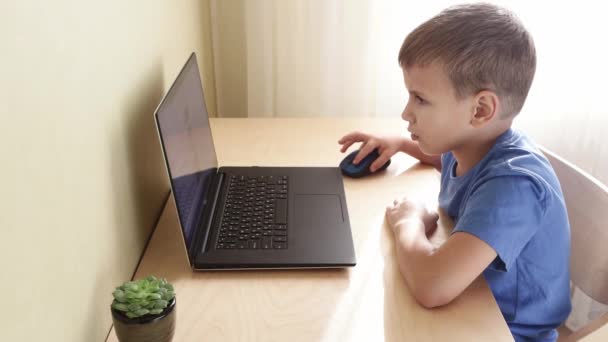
[398,3,536,118]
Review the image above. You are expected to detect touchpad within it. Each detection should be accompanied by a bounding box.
[295,194,344,225]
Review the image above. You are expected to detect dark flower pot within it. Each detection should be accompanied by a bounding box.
[111,298,176,342]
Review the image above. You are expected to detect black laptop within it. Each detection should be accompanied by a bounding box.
[154,52,356,270]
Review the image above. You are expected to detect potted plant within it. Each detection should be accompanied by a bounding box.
[111,275,176,342]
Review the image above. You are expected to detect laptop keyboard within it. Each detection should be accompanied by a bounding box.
[216,175,288,249]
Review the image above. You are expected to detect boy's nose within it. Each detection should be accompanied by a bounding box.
[402,106,415,123]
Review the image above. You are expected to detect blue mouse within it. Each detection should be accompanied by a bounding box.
[339,148,391,178]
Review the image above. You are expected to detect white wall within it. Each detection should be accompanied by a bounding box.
[0,0,215,341]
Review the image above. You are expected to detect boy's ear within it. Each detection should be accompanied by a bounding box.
[470,90,499,127]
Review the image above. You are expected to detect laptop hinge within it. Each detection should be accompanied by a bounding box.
[189,171,225,260]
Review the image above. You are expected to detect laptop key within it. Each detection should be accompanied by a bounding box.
[248,240,260,249]
[273,242,287,249]
[273,236,287,242]
[262,237,272,249]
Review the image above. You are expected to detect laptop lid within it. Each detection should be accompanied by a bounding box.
[154,53,219,263]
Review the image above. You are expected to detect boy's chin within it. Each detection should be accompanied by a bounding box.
[418,143,443,156]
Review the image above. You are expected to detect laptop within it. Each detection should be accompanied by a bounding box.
[154,52,356,270]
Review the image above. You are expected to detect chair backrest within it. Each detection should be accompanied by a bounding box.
[542,147,608,304]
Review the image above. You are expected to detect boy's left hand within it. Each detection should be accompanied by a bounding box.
[386,197,439,237]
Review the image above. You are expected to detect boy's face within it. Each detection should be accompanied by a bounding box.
[401,63,475,155]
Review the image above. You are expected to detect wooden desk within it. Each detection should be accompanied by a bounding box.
[107,118,511,341]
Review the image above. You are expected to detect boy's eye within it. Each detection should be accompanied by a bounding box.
[415,95,425,104]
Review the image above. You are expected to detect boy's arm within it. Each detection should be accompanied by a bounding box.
[399,138,442,171]
[389,176,545,309]
[338,132,441,171]
[393,218,496,308]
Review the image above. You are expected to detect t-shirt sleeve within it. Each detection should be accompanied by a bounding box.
[452,175,547,272]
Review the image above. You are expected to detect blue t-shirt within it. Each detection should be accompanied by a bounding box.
[438,128,572,341]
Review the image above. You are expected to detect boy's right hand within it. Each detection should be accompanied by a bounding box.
[338,132,404,172]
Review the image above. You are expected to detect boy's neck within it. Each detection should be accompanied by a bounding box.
[451,126,511,177]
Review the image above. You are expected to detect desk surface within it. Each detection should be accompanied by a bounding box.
[107,118,511,341]
[582,323,608,342]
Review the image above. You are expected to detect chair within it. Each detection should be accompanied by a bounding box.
[541,147,608,341]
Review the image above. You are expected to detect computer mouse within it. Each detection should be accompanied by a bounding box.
[339,148,391,178]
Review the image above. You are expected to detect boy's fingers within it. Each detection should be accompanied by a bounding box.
[370,153,391,172]
[338,135,352,144]
[339,140,355,153]
[423,204,439,218]
[339,132,366,144]
[337,133,353,144]
[425,224,438,237]
[354,143,375,164]
[339,132,369,153]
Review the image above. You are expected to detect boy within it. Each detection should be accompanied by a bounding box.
[338,3,571,341]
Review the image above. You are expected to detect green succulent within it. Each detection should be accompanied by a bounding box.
[111,275,175,319]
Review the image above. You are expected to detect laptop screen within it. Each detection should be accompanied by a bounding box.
[155,53,219,250]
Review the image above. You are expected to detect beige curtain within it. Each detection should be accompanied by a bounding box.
[210,0,382,118]
[208,0,608,329]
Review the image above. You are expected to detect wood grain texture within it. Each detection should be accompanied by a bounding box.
[107,118,511,341]
[578,314,608,341]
